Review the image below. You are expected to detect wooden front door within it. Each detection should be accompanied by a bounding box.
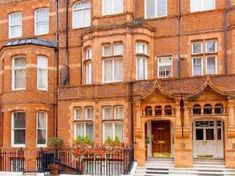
[152,121,171,157]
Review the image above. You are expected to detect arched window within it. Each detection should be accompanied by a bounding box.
[193,104,201,115]
[155,106,162,116]
[164,105,172,115]
[72,1,91,29]
[204,104,212,114]
[214,103,224,114]
[145,106,152,116]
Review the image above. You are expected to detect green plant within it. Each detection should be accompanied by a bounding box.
[145,136,151,144]
[105,136,113,145]
[75,135,92,144]
[48,137,64,149]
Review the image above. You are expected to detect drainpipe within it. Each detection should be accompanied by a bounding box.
[65,0,70,85]
[55,0,59,138]
[177,0,182,79]
[224,0,231,74]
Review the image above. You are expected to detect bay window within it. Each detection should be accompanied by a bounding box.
[37,112,47,146]
[35,8,49,35]
[12,112,26,147]
[145,0,167,19]
[190,0,215,12]
[158,56,172,78]
[37,56,48,90]
[9,12,22,38]
[73,2,91,28]
[102,0,123,16]
[12,57,26,90]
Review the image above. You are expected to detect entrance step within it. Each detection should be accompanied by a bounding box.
[134,159,235,176]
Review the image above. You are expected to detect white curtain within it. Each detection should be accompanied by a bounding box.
[37,57,48,89]
[85,107,93,119]
[114,0,123,14]
[193,58,202,76]
[35,8,49,35]
[104,60,113,81]
[104,123,113,141]
[114,43,123,55]
[9,12,22,37]
[75,123,84,137]
[207,57,216,74]
[157,0,167,17]
[73,2,91,28]
[85,62,92,84]
[114,59,123,81]
[103,107,112,119]
[74,108,82,120]
[115,106,124,119]
[115,123,123,142]
[86,123,94,141]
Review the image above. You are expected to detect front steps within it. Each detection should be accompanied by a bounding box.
[134,158,235,176]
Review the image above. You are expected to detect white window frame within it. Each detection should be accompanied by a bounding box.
[136,42,148,55]
[11,112,26,148]
[102,0,123,16]
[113,42,124,56]
[12,57,26,91]
[190,0,216,12]
[157,56,173,78]
[8,12,22,38]
[192,57,203,76]
[85,62,92,84]
[36,111,48,147]
[34,8,49,35]
[72,1,91,29]
[37,56,48,91]
[192,41,203,55]
[103,122,124,143]
[205,40,217,53]
[74,123,94,141]
[206,56,217,75]
[74,107,82,120]
[102,44,112,57]
[102,106,113,119]
[85,47,92,60]
[144,0,167,19]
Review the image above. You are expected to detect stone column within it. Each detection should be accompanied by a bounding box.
[225,98,235,168]
[174,99,193,167]
[134,100,146,165]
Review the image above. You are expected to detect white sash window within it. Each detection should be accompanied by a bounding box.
[37,56,48,90]
[73,2,91,28]
[9,12,22,38]
[35,8,49,35]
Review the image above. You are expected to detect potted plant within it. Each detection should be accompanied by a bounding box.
[104,136,124,152]
[47,137,64,175]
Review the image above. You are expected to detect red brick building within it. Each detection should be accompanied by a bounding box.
[0,0,235,171]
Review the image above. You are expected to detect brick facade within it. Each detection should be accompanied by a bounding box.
[0,0,234,169]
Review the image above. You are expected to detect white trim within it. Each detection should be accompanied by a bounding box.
[11,112,26,148]
[144,0,167,19]
[36,111,48,147]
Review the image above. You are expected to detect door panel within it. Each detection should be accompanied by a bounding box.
[152,121,171,157]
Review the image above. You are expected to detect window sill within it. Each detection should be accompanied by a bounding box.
[144,15,167,20]
[12,88,26,91]
[12,144,25,148]
[35,32,49,37]
[101,12,124,18]
[102,55,123,59]
[102,80,123,84]
[37,144,47,148]
[190,8,216,14]
[72,26,92,30]
[37,88,48,91]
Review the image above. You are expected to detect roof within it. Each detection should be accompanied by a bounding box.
[4,38,57,49]
[134,75,235,99]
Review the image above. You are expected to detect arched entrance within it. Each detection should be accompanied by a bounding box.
[193,119,224,159]
[145,120,174,158]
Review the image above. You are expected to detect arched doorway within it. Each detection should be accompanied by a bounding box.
[193,119,224,159]
[145,120,174,158]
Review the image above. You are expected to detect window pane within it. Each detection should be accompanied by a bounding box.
[114,59,123,81]
[192,42,202,54]
[75,123,84,137]
[85,107,93,119]
[193,58,202,76]
[85,62,92,84]
[9,12,22,38]
[37,112,46,128]
[103,107,112,119]
[104,60,113,81]
[115,123,123,141]
[136,42,147,54]
[15,69,26,89]
[86,123,93,141]
[103,44,112,56]
[158,57,172,78]
[196,129,203,140]
[146,0,155,18]
[114,0,123,14]
[217,128,221,140]
[14,58,26,68]
[104,123,113,141]
[37,129,46,144]
[115,106,124,119]
[207,56,216,74]
[73,2,91,28]
[102,0,111,15]
[35,8,49,35]
[157,0,167,17]
[206,40,216,53]
[137,57,147,80]
[74,108,82,120]
[14,112,26,128]
[14,130,25,144]
[114,43,123,55]
[206,129,214,140]
[85,48,92,60]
